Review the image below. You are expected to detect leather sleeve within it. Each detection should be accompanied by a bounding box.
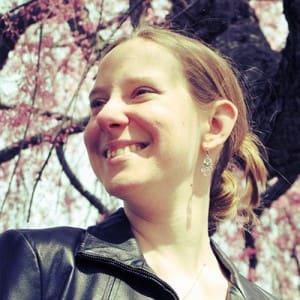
[0,230,42,300]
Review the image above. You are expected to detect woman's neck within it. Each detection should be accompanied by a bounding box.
[124,192,211,273]
[124,195,229,300]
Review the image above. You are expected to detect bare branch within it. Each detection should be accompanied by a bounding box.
[0,0,52,70]
[0,0,90,69]
[27,143,55,221]
[0,103,11,110]
[244,230,257,271]
[1,23,44,211]
[6,0,36,15]
[129,0,151,28]
[0,116,89,164]
[291,246,300,277]
[0,102,77,122]
[55,144,109,215]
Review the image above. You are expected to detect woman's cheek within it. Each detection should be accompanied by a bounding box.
[84,122,99,153]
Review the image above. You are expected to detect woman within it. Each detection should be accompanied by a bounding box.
[0,26,276,299]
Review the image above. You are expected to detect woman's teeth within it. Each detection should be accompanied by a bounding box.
[106,144,144,159]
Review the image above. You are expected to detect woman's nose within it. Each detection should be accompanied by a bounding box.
[96,97,129,132]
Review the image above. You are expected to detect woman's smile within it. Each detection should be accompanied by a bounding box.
[102,141,149,159]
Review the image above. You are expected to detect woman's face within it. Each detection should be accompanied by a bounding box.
[84,38,210,200]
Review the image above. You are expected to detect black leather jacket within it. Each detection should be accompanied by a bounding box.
[0,208,276,300]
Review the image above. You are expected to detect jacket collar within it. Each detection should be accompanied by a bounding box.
[78,208,151,270]
[77,208,246,299]
[210,240,248,299]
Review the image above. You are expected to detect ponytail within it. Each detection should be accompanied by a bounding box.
[209,133,267,234]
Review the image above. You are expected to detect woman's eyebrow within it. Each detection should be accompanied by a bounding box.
[88,76,158,100]
[89,87,106,100]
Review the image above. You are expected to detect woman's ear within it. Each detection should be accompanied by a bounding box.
[202,99,238,150]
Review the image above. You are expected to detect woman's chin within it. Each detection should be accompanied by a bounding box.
[104,181,141,201]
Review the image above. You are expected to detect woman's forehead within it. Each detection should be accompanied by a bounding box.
[96,38,185,85]
[100,38,180,68]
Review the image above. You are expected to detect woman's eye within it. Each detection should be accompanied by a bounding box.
[90,99,107,110]
[133,87,154,97]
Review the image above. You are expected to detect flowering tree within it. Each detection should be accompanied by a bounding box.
[0,0,299,299]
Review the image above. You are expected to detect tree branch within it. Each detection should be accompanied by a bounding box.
[1,22,44,211]
[0,0,52,70]
[0,116,89,164]
[27,143,55,221]
[0,102,11,110]
[291,246,300,277]
[0,102,77,122]
[264,0,300,182]
[55,144,109,215]
[66,2,96,61]
[129,0,151,28]
[244,230,257,271]
[0,0,90,69]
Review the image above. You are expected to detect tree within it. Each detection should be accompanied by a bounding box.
[0,0,299,298]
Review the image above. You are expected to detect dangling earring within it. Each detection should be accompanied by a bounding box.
[200,150,213,176]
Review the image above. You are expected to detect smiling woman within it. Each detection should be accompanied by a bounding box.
[84,37,209,207]
[0,26,276,300]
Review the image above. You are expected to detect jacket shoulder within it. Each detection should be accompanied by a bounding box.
[21,226,85,249]
[1,226,86,271]
[0,227,85,299]
[236,274,278,300]
[1,226,85,257]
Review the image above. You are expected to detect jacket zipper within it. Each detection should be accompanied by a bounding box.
[77,252,179,300]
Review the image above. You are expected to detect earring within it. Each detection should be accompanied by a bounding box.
[200,150,213,176]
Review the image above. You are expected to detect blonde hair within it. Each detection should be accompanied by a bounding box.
[101,26,267,233]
